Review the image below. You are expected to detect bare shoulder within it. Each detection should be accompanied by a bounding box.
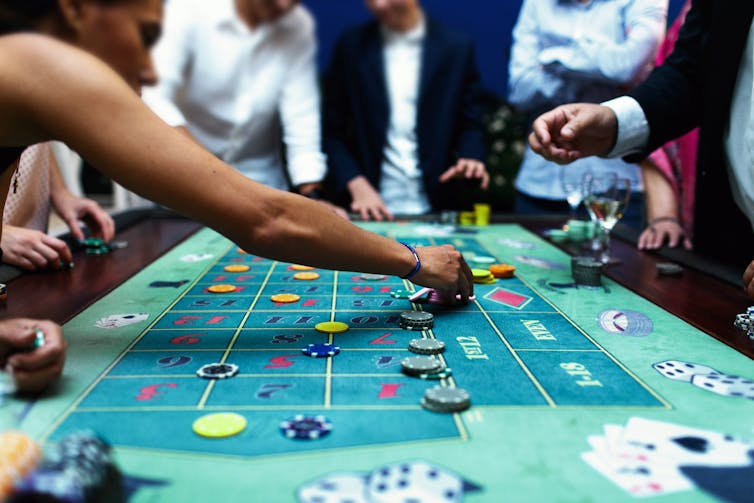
[0,33,128,143]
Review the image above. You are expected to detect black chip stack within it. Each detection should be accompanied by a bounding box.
[399,311,434,331]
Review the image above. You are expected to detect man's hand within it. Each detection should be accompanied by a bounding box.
[347,176,393,221]
[529,103,619,164]
[439,158,489,190]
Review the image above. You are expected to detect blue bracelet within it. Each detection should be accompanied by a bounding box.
[399,242,421,280]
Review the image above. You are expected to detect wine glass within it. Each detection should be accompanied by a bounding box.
[583,173,631,264]
[560,167,590,221]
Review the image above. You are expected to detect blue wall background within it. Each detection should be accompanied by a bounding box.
[304,0,687,99]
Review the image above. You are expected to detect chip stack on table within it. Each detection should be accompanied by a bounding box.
[570,257,603,287]
[359,273,388,281]
[473,203,490,226]
[0,283,6,302]
[733,306,754,341]
[420,386,471,413]
[10,431,121,503]
[399,311,434,330]
[80,238,112,256]
[408,338,445,355]
[488,263,515,279]
[656,262,684,276]
[471,269,495,284]
[401,355,444,376]
[0,431,41,500]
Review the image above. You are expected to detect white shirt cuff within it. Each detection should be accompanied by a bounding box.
[601,96,649,158]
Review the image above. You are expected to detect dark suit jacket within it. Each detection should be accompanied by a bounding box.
[626,1,754,269]
[322,17,486,211]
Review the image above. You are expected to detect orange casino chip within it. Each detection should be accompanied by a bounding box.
[270,293,301,303]
[224,264,250,273]
[293,272,320,281]
[208,284,238,293]
[489,264,515,279]
[236,248,248,254]
[290,264,316,271]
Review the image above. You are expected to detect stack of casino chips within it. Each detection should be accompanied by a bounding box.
[420,386,471,413]
[0,431,42,500]
[571,256,603,287]
[80,238,111,256]
[9,430,120,502]
[733,306,754,341]
[399,311,434,331]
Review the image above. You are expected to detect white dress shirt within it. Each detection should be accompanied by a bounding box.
[142,0,326,191]
[378,15,431,215]
[604,19,754,231]
[508,0,667,200]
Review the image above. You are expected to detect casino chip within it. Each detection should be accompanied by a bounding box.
[208,284,238,293]
[290,264,315,271]
[421,386,471,413]
[656,262,683,276]
[419,367,453,380]
[196,362,239,379]
[359,273,387,281]
[314,321,349,334]
[489,263,515,279]
[302,343,341,358]
[280,414,332,439]
[471,268,496,284]
[470,256,496,264]
[293,272,320,280]
[270,293,300,303]
[224,264,250,273]
[390,289,412,299]
[193,413,247,438]
[408,338,445,355]
[399,311,434,330]
[401,355,443,376]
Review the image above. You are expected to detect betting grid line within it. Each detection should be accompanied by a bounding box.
[476,233,670,409]
[323,270,340,408]
[39,246,225,443]
[515,270,672,409]
[196,250,278,409]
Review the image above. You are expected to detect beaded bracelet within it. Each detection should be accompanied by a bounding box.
[399,242,421,280]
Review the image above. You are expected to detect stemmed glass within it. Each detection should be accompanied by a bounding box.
[560,167,590,221]
[583,173,631,264]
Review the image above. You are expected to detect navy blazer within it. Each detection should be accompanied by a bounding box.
[322,17,486,211]
[626,1,754,268]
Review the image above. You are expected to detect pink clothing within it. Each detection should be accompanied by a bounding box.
[646,0,697,237]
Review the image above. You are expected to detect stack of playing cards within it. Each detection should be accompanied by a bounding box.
[582,417,754,499]
[297,460,481,503]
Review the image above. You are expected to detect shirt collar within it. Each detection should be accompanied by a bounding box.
[381,11,426,45]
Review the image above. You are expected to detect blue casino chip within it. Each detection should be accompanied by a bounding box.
[280,414,332,439]
[302,343,340,358]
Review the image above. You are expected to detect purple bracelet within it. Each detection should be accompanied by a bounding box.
[399,242,421,280]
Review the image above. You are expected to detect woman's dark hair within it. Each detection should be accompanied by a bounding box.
[0,0,119,31]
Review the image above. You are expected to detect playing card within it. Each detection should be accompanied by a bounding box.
[95,313,149,330]
[582,451,692,497]
[621,417,753,467]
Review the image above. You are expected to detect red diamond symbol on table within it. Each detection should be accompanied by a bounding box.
[484,287,532,310]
